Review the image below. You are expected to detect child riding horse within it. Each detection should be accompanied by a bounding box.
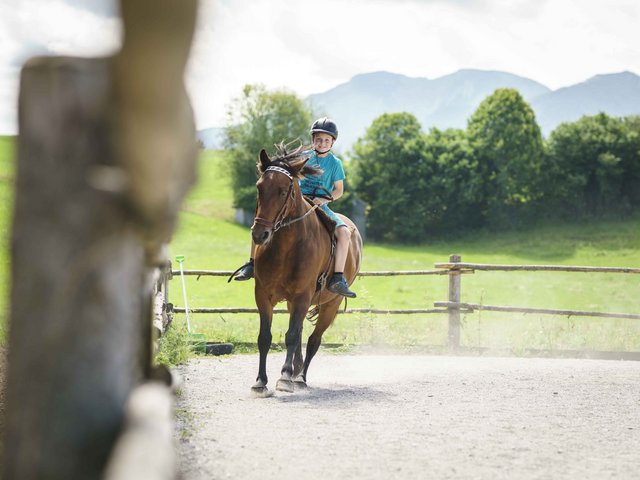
[248,145,362,393]
[232,118,356,298]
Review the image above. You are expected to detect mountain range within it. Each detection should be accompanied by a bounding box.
[198,69,640,150]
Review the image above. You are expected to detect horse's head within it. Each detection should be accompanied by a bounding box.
[251,143,320,245]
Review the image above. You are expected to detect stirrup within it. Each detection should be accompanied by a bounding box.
[328,277,356,298]
[227,261,254,282]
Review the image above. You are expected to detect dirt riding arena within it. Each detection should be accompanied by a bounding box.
[174,352,640,480]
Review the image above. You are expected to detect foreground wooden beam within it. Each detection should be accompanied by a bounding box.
[4,55,146,480]
[2,1,198,478]
[104,383,175,480]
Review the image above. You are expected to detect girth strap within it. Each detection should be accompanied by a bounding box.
[314,233,337,296]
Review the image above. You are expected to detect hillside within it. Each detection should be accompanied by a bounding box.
[198,69,640,150]
[531,71,640,134]
[307,69,550,148]
[167,151,640,351]
[197,126,224,149]
[1,144,639,351]
[305,69,640,149]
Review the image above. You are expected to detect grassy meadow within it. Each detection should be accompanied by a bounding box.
[1,141,639,352]
[170,150,640,353]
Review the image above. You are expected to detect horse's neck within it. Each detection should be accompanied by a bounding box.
[291,185,311,217]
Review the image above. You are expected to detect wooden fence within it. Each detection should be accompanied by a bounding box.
[170,254,640,349]
[3,1,196,478]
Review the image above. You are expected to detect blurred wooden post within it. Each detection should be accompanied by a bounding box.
[2,1,198,479]
[447,254,462,349]
[4,56,146,480]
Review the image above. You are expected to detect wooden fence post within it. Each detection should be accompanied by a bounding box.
[3,57,146,480]
[448,254,462,349]
[2,1,198,478]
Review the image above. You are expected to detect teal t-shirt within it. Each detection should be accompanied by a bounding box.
[299,151,345,198]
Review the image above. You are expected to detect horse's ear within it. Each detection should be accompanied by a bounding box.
[258,149,270,172]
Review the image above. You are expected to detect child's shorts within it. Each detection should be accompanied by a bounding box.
[320,204,347,228]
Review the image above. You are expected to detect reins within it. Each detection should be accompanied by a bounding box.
[252,162,337,299]
[253,166,318,234]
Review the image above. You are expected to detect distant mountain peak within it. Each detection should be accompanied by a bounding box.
[199,69,640,150]
[304,69,640,148]
[307,69,554,148]
[585,71,639,83]
[350,71,412,81]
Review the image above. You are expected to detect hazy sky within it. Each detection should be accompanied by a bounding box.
[1,0,639,133]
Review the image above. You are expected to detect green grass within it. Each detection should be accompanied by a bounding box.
[1,143,639,352]
[168,150,640,353]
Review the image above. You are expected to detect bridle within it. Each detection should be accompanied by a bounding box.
[252,166,318,233]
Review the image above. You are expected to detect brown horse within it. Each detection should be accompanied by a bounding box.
[250,145,362,393]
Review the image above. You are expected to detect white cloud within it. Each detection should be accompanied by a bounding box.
[1,0,639,133]
[0,0,121,134]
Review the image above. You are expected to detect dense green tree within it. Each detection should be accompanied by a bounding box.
[467,88,545,228]
[620,115,640,208]
[421,127,482,233]
[351,112,429,242]
[224,84,313,210]
[545,113,637,216]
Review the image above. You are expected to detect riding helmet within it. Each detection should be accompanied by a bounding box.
[310,117,338,140]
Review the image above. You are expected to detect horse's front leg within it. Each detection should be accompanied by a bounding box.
[276,298,310,393]
[290,301,304,378]
[253,291,273,394]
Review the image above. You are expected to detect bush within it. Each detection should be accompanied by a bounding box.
[155,321,191,367]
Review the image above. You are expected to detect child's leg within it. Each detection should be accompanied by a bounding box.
[328,226,356,298]
[232,238,256,281]
[334,225,351,272]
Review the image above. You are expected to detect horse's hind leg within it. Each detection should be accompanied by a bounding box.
[293,339,303,377]
[296,296,342,387]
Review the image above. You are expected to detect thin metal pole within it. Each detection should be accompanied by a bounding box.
[176,255,191,333]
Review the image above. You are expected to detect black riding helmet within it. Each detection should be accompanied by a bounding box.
[310,117,338,141]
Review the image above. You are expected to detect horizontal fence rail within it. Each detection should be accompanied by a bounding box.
[434,302,640,320]
[172,307,447,315]
[168,255,640,349]
[434,262,640,274]
[172,269,453,277]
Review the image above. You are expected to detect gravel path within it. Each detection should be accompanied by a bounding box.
[174,352,640,480]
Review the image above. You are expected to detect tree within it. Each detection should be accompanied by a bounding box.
[224,85,313,210]
[620,115,640,208]
[351,112,429,242]
[421,127,482,233]
[545,113,638,217]
[467,88,545,228]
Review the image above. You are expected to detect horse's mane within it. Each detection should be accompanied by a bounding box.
[257,142,323,179]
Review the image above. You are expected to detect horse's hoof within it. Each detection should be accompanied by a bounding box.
[251,387,273,398]
[251,382,273,397]
[276,378,295,393]
[293,375,308,389]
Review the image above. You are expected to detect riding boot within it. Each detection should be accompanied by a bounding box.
[232,260,254,281]
[327,273,356,298]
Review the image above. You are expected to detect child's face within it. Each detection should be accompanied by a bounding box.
[313,133,334,153]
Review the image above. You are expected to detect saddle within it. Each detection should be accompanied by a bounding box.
[303,196,336,237]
